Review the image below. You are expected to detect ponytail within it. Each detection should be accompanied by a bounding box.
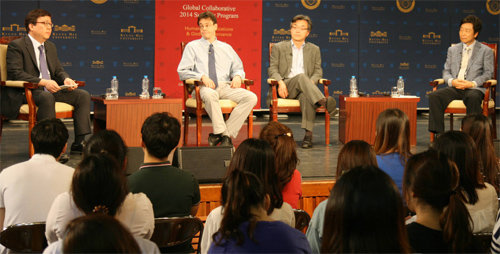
[440,189,473,252]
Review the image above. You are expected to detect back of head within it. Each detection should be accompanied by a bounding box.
[259,121,298,190]
[216,170,266,246]
[336,140,378,177]
[433,131,484,204]
[83,130,127,168]
[403,149,473,252]
[63,214,140,253]
[141,112,180,159]
[374,108,411,160]
[31,118,68,158]
[462,114,499,189]
[72,153,128,216]
[321,166,409,253]
[227,138,282,213]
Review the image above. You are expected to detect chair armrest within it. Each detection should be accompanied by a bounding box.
[75,81,86,87]
[242,79,253,86]
[429,79,445,88]
[267,78,279,86]
[183,79,203,86]
[319,79,331,86]
[483,79,497,88]
[0,80,35,88]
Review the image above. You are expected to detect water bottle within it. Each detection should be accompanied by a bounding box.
[397,76,405,96]
[140,75,150,99]
[349,76,359,97]
[110,76,119,99]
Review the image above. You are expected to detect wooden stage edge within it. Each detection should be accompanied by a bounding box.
[196,179,335,220]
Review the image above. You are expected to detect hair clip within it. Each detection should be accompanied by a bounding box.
[92,205,109,214]
[275,132,292,139]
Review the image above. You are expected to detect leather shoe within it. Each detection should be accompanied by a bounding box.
[208,133,223,146]
[70,142,84,155]
[301,139,313,149]
[58,154,70,164]
[325,96,338,116]
[220,135,233,147]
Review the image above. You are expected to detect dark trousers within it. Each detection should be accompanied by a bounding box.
[428,87,484,133]
[31,88,91,137]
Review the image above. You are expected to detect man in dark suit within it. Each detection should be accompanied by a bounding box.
[268,14,336,148]
[428,15,494,134]
[3,9,91,153]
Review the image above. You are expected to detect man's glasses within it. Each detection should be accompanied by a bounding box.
[36,22,54,28]
[291,26,309,31]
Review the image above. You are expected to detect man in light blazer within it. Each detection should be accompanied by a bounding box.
[3,9,91,154]
[268,14,337,149]
[428,15,494,134]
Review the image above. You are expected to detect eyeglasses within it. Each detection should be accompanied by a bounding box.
[36,22,54,28]
[291,26,309,31]
[199,24,213,29]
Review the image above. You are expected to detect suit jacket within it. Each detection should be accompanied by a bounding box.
[442,41,494,94]
[1,36,69,119]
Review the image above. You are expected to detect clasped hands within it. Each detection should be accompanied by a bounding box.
[452,79,475,90]
[40,78,78,93]
[201,75,242,89]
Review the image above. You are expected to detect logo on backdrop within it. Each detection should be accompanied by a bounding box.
[396,0,415,13]
[272,28,291,42]
[369,31,389,44]
[399,62,410,70]
[1,24,26,37]
[422,32,441,45]
[91,60,104,69]
[91,0,108,4]
[52,24,77,39]
[301,0,321,10]
[329,29,349,43]
[120,26,144,40]
[486,0,500,15]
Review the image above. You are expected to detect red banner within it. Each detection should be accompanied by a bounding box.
[155,0,263,108]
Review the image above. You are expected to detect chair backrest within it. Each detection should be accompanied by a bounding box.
[293,209,311,231]
[268,42,275,63]
[482,42,498,80]
[0,36,21,82]
[150,216,204,250]
[0,222,47,253]
[180,41,195,97]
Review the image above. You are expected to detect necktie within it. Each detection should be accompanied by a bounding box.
[208,44,218,88]
[39,45,50,91]
[457,47,471,80]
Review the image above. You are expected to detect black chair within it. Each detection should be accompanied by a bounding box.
[293,209,311,232]
[0,222,47,253]
[150,216,204,253]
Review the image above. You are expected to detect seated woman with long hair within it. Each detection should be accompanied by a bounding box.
[404,149,479,252]
[321,166,410,253]
[45,153,154,243]
[374,108,411,193]
[306,140,378,253]
[260,121,301,209]
[209,170,310,253]
[44,214,159,254]
[462,114,500,193]
[200,139,295,254]
[434,131,498,233]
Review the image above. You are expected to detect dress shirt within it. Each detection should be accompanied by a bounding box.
[177,37,245,83]
[27,34,50,79]
[448,40,477,87]
[288,40,305,79]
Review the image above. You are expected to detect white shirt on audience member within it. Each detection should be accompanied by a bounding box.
[43,236,160,254]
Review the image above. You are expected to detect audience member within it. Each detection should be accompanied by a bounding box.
[0,119,74,253]
[462,114,500,192]
[321,166,410,253]
[374,108,411,193]
[209,170,310,253]
[83,130,127,169]
[45,153,154,243]
[434,131,498,233]
[201,139,295,254]
[43,214,159,254]
[404,149,479,252]
[259,121,302,208]
[306,140,377,253]
[128,112,200,252]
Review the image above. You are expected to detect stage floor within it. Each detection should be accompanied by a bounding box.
[1,112,499,180]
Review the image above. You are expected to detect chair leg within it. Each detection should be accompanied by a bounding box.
[324,112,330,145]
[183,112,189,146]
[0,116,3,143]
[196,113,202,147]
[271,106,278,122]
[449,113,454,131]
[430,132,435,143]
[492,111,497,139]
[29,119,36,157]
[247,110,253,139]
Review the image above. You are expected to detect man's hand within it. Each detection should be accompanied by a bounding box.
[201,75,216,89]
[64,78,78,91]
[452,79,474,90]
[230,75,242,88]
[39,79,61,93]
[278,80,288,98]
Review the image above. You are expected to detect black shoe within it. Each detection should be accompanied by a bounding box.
[70,142,84,154]
[220,136,233,147]
[302,134,313,149]
[208,133,223,146]
[58,154,70,164]
[325,96,338,116]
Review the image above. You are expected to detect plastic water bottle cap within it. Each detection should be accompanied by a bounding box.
[351,76,355,78]
[144,75,148,78]
[399,76,403,79]
[113,76,117,79]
